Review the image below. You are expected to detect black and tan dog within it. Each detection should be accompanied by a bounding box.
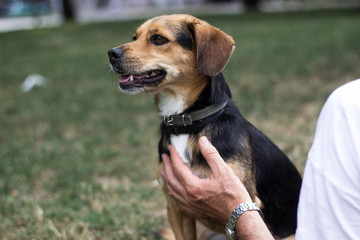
[108,14,302,240]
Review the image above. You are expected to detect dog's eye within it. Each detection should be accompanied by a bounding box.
[132,35,137,41]
[150,34,169,46]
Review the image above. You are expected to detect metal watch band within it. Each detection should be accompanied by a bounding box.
[225,202,262,240]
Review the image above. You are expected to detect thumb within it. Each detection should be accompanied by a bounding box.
[168,145,200,185]
[198,136,228,176]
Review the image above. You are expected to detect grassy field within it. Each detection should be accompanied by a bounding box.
[1,9,360,239]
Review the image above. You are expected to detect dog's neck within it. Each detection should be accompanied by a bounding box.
[155,73,232,135]
[156,73,231,116]
[155,79,208,117]
[157,92,187,116]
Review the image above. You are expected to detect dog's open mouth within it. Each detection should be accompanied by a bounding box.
[118,70,167,86]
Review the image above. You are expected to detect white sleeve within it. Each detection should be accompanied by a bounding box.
[295,79,360,240]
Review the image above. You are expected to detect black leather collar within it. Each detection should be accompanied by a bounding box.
[162,100,229,135]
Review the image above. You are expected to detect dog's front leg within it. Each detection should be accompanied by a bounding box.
[158,163,197,240]
[167,195,197,240]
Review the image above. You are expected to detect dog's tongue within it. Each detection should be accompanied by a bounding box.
[119,75,131,83]
[119,73,148,83]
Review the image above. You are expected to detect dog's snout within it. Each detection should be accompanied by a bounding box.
[108,48,124,63]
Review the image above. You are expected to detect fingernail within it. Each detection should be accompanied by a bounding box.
[200,136,210,145]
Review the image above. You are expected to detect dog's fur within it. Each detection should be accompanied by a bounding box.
[108,14,302,240]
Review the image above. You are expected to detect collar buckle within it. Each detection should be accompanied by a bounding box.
[163,116,174,126]
[162,100,229,133]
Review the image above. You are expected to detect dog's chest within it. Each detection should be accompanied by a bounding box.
[170,134,190,166]
[158,93,191,165]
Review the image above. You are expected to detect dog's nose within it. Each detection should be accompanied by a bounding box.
[108,48,124,63]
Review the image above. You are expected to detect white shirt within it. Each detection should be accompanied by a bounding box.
[296,80,360,240]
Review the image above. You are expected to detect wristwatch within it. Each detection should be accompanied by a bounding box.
[225,202,262,240]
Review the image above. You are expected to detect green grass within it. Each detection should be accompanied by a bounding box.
[1,9,360,239]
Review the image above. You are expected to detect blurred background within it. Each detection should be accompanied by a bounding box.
[1,0,360,31]
[1,0,360,239]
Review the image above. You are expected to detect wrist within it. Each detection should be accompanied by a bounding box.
[224,187,252,223]
[234,208,274,240]
[225,202,262,240]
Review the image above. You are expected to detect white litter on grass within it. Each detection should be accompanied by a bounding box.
[21,74,46,92]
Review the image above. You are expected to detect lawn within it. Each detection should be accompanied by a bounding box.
[1,9,360,239]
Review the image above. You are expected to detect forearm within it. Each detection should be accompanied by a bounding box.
[235,211,274,240]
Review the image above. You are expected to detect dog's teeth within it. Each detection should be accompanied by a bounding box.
[130,75,134,81]
[150,72,157,77]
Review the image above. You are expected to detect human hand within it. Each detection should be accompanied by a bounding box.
[161,136,252,225]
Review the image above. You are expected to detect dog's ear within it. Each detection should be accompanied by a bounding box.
[189,20,235,77]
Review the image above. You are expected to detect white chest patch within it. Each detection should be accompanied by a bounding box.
[157,91,190,165]
[158,94,185,116]
[170,134,190,166]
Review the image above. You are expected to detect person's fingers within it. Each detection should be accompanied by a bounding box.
[167,184,189,206]
[162,153,197,207]
[162,153,176,180]
[168,145,200,186]
[198,136,229,176]
[162,153,188,199]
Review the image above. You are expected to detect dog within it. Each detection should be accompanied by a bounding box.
[108,14,302,240]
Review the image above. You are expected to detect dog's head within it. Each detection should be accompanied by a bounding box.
[108,14,235,96]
